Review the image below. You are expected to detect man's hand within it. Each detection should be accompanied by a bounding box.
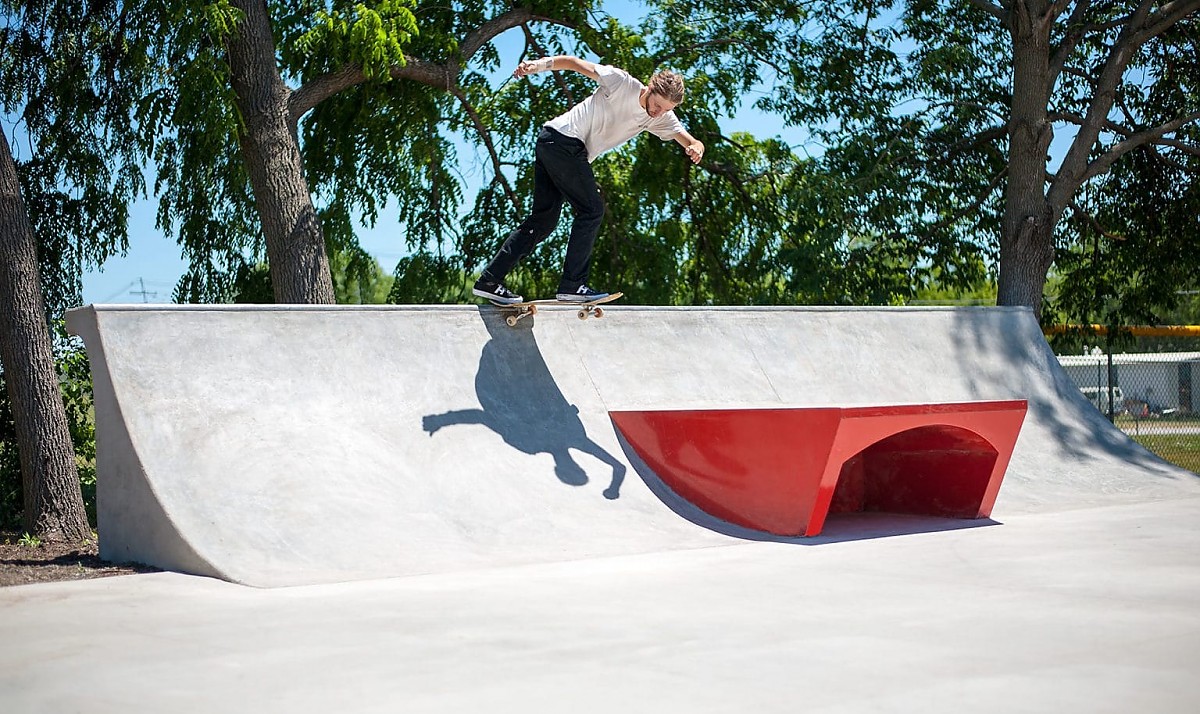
[685,141,705,165]
[514,58,553,78]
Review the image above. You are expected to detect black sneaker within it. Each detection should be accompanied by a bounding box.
[473,278,524,304]
[556,284,610,302]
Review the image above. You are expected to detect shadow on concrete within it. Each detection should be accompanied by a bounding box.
[422,309,626,498]
[952,308,1197,479]
[615,429,997,543]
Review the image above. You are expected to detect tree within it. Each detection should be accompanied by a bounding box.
[288,1,915,306]
[153,0,425,303]
[147,2,923,307]
[133,2,1200,311]
[753,0,1199,309]
[228,250,395,303]
[152,1,575,303]
[331,250,396,304]
[0,128,89,540]
[1049,139,1200,328]
[994,0,1200,307]
[0,0,155,539]
[226,0,342,303]
[494,1,992,305]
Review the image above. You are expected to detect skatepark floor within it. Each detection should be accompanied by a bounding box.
[4,496,1200,714]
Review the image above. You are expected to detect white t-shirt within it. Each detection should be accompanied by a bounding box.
[544,65,685,163]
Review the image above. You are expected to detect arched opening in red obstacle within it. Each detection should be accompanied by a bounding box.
[827,425,1000,519]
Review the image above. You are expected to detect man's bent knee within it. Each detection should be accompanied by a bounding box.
[576,198,605,224]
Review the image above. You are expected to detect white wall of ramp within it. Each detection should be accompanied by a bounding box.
[66,304,1200,587]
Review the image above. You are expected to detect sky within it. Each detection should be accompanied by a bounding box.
[80,1,802,305]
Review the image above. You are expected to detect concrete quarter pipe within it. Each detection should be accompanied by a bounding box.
[66,304,1199,587]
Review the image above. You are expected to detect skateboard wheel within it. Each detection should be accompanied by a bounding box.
[594,307,604,318]
[577,309,588,320]
[505,315,518,327]
[529,305,538,315]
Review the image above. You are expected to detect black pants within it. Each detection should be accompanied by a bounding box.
[482,127,604,290]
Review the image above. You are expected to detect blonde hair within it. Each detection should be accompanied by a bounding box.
[648,70,685,104]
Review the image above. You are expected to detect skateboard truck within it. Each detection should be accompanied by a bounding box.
[503,303,537,327]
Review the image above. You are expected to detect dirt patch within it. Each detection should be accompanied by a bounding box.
[0,531,159,587]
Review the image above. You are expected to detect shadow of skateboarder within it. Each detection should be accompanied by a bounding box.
[422,311,626,499]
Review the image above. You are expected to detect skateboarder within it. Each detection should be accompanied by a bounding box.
[472,56,705,305]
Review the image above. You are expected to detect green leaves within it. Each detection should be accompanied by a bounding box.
[1050,142,1200,331]
[7,0,1194,314]
[200,0,245,39]
[0,0,164,316]
[284,1,419,80]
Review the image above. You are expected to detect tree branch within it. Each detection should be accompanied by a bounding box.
[1068,201,1126,241]
[1046,0,1075,19]
[287,57,454,122]
[936,125,1008,158]
[520,24,577,107]
[1081,111,1200,182]
[288,8,576,121]
[1040,0,1080,33]
[1134,0,1200,45]
[449,88,521,213]
[652,38,742,67]
[966,0,1007,22]
[1051,110,1113,129]
[1147,144,1200,174]
[1054,110,1200,159]
[1151,137,1200,158]
[1046,0,1157,212]
[926,99,1008,122]
[460,9,580,59]
[1048,0,1092,89]
[931,167,1008,231]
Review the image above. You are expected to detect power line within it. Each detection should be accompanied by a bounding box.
[100,277,168,303]
[100,281,138,303]
[130,277,157,303]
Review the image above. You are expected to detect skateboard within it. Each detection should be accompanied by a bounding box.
[491,292,624,327]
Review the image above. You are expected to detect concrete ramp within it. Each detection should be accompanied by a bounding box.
[66,305,1199,587]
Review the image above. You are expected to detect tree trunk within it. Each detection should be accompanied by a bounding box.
[0,127,90,542]
[998,0,1058,309]
[228,0,335,304]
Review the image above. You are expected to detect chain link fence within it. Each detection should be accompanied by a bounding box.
[1050,329,1200,474]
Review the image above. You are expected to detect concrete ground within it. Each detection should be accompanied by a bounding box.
[4,496,1200,713]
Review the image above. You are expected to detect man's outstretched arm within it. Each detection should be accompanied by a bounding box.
[673,129,705,165]
[514,55,600,80]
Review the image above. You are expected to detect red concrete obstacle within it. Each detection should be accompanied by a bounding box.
[610,401,1028,536]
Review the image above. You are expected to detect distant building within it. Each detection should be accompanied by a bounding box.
[1057,352,1200,415]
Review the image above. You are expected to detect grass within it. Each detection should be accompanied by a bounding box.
[1113,415,1200,429]
[1129,434,1200,474]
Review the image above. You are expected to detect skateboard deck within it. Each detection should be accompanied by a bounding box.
[491,292,623,326]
